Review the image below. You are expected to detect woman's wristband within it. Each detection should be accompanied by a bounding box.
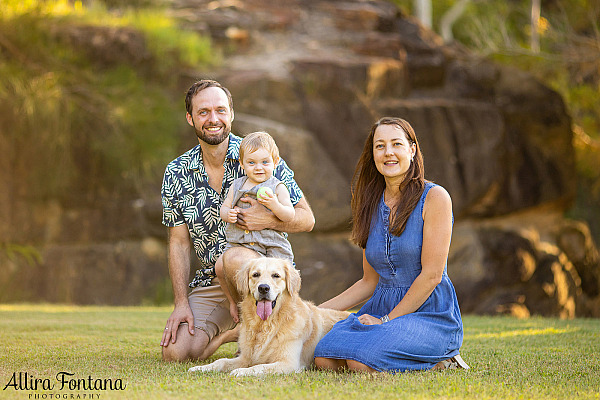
[380,314,390,323]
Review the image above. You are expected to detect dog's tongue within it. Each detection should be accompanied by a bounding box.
[256,300,273,321]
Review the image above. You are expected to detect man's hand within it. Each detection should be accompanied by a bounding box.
[160,303,195,347]
[229,301,240,324]
[236,197,276,231]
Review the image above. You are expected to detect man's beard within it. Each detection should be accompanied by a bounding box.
[194,123,230,145]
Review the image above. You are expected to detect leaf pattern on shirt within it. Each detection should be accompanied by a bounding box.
[161,134,303,287]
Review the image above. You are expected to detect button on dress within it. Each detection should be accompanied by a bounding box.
[314,182,464,372]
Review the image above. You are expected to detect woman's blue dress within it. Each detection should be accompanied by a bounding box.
[314,182,464,372]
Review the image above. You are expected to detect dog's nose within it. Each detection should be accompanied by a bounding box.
[258,284,270,294]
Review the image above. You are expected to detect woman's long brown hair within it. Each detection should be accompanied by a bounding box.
[351,117,425,249]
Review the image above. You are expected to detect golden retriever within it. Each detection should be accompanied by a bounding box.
[188,258,350,376]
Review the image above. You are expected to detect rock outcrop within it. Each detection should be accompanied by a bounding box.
[2,0,598,317]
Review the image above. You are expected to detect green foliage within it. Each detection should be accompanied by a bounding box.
[0,0,215,201]
[0,0,76,18]
[0,243,42,266]
[98,0,170,9]
[118,8,217,70]
[142,277,174,306]
[387,1,600,139]
[450,0,600,241]
[451,1,530,50]
[0,65,79,198]
[0,244,41,303]
[455,1,600,141]
[386,0,600,241]
[90,65,181,185]
[1,307,599,399]
[388,0,466,29]
[386,0,413,16]
[1,0,217,70]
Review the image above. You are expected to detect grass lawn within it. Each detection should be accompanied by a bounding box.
[0,304,598,399]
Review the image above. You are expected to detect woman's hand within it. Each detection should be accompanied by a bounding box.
[357,314,382,325]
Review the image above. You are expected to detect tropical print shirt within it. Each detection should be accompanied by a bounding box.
[161,134,303,288]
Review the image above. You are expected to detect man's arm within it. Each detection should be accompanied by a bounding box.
[160,224,195,347]
[236,196,315,233]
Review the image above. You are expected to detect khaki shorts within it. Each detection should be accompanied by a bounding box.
[187,277,237,341]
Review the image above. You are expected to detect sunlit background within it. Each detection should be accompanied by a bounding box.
[1,0,598,319]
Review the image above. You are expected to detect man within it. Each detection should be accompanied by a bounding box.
[160,80,315,361]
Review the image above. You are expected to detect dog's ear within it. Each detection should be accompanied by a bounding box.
[284,260,301,297]
[235,259,253,294]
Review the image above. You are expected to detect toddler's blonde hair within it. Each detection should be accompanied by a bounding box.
[239,131,280,164]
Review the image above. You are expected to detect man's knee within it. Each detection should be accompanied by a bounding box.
[221,248,260,299]
[161,327,210,362]
[162,343,190,362]
[222,247,260,270]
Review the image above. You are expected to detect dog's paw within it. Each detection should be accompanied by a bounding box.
[188,365,211,373]
[230,366,264,377]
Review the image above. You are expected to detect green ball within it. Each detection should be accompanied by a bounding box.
[257,187,273,200]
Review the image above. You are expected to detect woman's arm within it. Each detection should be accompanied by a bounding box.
[318,250,380,311]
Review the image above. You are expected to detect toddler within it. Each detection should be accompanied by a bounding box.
[215,131,295,322]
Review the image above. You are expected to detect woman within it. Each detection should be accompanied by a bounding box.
[314,117,468,373]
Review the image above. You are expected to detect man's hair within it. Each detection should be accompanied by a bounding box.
[239,131,280,164]
[185,79,233,115]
